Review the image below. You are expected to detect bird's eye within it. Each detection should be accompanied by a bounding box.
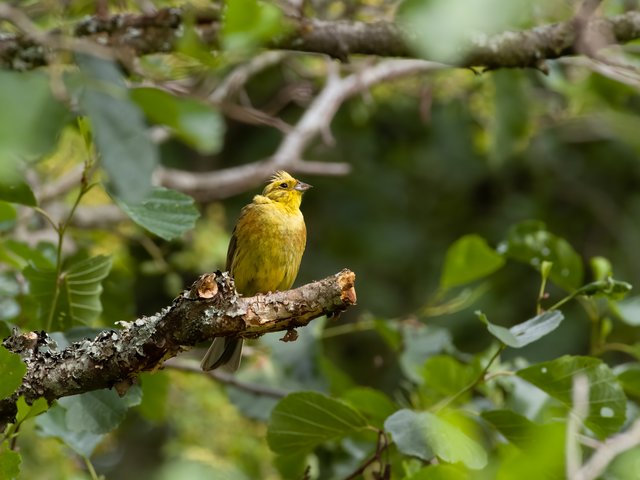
[279,182,288,189]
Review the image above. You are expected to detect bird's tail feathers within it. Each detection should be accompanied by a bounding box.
[201,338,243,372]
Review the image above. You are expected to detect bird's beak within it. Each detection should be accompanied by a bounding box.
[294,181,312,192]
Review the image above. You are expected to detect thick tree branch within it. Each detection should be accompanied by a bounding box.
[0,269,356,425]
[1,5,640,70]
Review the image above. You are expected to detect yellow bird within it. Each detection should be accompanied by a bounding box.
[201,171,311,371]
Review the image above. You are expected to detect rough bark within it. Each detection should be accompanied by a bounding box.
[1,6,639,70]
[0,269,356,425]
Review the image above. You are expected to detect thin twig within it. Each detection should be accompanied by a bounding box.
[158,59,447,201]
[37,164,85,204]
[432,343,505,412]
[343,429,389,480]
[0,3,115,62]
[165,358,288,399]
[210,51,288,103]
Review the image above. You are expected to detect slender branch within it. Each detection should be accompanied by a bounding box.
[0,269,357,425]
[344,430,390,480]
[567,373,640,480]
[575,418,640,480]
[432,343,505,412]
[158,58,445,200]
[165,358,288,399]
[573,0,605,56]
[36,164,85,204]
[210,50,289,103]
[47,164,94,331]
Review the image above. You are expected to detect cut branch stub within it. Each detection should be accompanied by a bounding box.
[0,269,356,425]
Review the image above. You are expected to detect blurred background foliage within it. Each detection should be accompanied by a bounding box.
[2,0,640,478]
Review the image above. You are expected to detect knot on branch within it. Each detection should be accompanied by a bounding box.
[0,269,356,425]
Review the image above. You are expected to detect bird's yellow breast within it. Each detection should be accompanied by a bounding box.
[228,195,307,296]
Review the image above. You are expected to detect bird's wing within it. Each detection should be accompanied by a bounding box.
[226,226,238,271]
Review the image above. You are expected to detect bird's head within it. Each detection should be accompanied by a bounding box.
[262,171,312,209]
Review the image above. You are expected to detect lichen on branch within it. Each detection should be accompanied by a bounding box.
[1,4,640,70]
[0,269,356,425]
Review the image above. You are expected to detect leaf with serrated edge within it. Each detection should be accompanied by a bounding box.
[117,187,200,241]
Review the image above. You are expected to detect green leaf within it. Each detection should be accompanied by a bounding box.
[24,255,112,330]
[318,355,355,396]
[479,310,564,348]
[494,422,565,480]
[0,202,17,231]
[267,391,368,455]
[0,71,69,168]
[517,356,626,439]
[0,180,36,207]
[617,366,640,399]
[481,410,538,448]
[499,220,583,291]
[384,409,487,469]
[35,404,104,457]
[614,296,640,326]
[420,355,478,400]
[76,55,156,203]
[400,324,453,384]
[422,284,489,317]
[59,387,141,434]
[117,187,200,241]
[16,396,49,424]
[440,234,505,289]
[607,445,640,480]
[340,387,398,428]
[130,88,225,154]
[384,409,433,462]
[0,346,26,400]
[37,386,141,457]
[373,317,402,350]
[590,256,612,281]
[273,453,309,480]
[577,278,632,300]
[0,240,55,271]
[222,0,287,52]
[0,444,21,479]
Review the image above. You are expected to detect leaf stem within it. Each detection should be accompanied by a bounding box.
[343,429,389,480]
[321,320,375,339]
[45,159,95,331]
[536,261,552,315]
[432,343,505,412]
[82,454,100,480]
[596,342,638,358]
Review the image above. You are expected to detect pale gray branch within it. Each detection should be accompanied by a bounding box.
[158,59,446,201]
[574,418,640,480]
